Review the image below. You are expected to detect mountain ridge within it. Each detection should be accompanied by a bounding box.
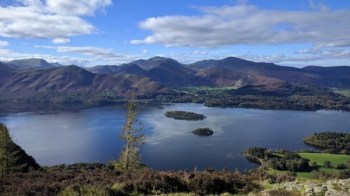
[1,56,350,98]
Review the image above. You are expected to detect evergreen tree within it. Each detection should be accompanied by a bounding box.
[116,96,145,170]
[0,123,13,174]
[0,123,40,174]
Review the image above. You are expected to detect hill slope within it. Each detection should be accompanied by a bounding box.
[0,65,169,99]
[5,58,55,70]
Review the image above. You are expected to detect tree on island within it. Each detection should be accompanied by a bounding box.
[114,95,145,170]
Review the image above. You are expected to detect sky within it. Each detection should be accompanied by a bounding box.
[0,0,350,67]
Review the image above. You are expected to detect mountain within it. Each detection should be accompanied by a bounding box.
[302,66,350,88]
[87,56,179,74]
[189,57,350,87]
[189,57,260,70]
[0,62,15,84]
[146,57,210,86]
[0,65,169,98]
[126,56,182,70]
[2,56,350,99]
[196,67,281,87]
[87,65,120,74]
[117,64,147,76]
[50,62,64,67]
[89,57,211,87]
[6,58,55,70]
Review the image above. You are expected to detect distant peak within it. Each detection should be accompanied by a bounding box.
[222,56,249,62]
[148,56,177,62]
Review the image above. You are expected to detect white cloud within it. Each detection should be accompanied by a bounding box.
[46,0,112,16]
[39,45,144,65]
[52,38,70,44]
[0,40,8,47]
[131,5,350,48]
[240,47,350,64]
[0,47,91,65]
[0,0,112,42]
[192,50,208,55]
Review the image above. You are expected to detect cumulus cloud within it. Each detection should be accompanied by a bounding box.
[240,47,350,64]
[131,5,350,48]
[0,47,91,65]
[39,45,143,65]
[52,38,70,44]
[0,0,112,43]
[46,0,112,16]
[0,40,8,47]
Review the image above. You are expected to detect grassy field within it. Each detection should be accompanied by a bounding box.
[268,153,350,179]
[298,153,350,166]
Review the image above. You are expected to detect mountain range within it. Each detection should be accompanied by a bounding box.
[0,56,350,101]
[87,56,350,88]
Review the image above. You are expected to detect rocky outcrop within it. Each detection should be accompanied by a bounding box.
[259,178,350,196]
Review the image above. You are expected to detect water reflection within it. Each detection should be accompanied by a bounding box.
[0,103,349,171]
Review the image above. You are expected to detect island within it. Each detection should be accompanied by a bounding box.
[192,128,214,136]
[165,111,206,120]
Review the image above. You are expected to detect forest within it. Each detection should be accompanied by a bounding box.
[1,82,350,112]
[244,147,310,172]
[164,111,206,120]
[304,132,350,153]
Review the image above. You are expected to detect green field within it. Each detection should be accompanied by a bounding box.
[268,153,350,179]
[298,153,350,166]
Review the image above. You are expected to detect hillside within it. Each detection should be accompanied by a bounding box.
[146,59,211,86]
[196,66,282,87]
[5,58,55,70]
[1,56,350,108]
[88,56,350,88]
[87,65,120,74]
[0,65,170,103]
[126,56,182,70]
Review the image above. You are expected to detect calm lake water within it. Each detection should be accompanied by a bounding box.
[1,103,350,171]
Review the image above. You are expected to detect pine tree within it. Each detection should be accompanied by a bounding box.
[116,96,145,170]
[0,123,40,174]
[0,123,14,174]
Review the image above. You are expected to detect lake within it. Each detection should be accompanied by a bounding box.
[1,103,350,171]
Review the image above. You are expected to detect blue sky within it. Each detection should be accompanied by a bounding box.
[0,0,350,67]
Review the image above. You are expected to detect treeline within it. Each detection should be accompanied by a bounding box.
[244,147,310,172]
[0,91,125,106]
[155,92,350,111]
[304,132,350,154]
[154,82,350,111]
[2,82,350,112]
[165,111,206,120]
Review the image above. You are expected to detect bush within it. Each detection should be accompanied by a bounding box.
[323,161,332,168]
[336,163,347,170]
